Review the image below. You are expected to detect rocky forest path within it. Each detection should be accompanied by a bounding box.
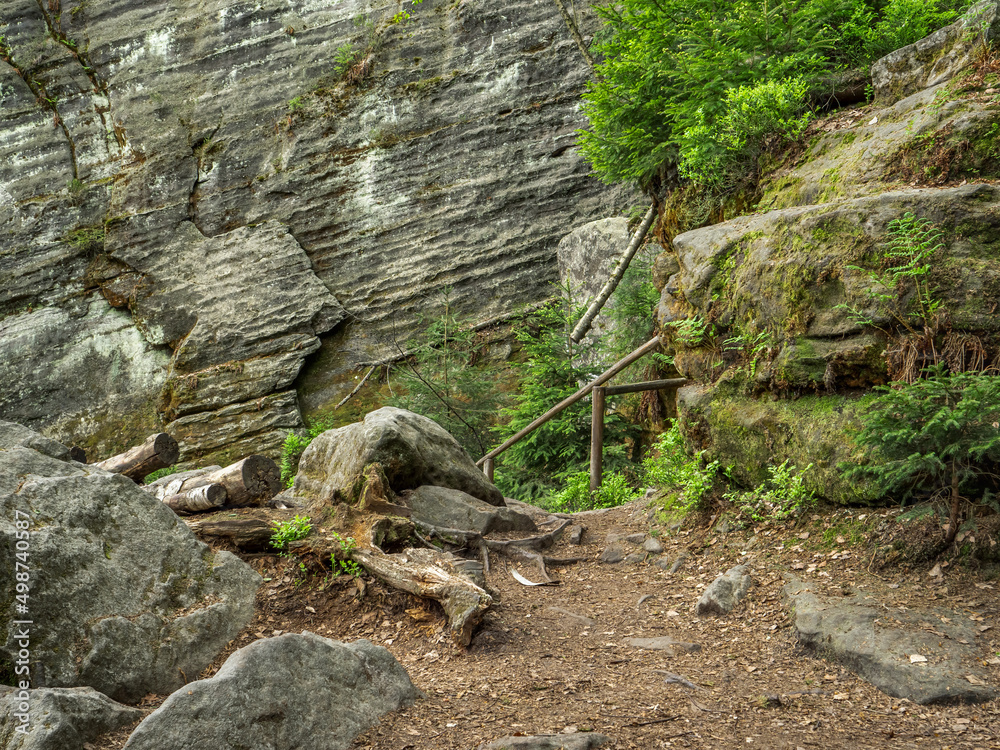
[101,500,1000,750]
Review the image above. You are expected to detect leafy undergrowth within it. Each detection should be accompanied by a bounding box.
[94,501,1000,749]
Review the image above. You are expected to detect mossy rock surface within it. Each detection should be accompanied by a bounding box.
[677,386,880,505]
[659,183,1000,392]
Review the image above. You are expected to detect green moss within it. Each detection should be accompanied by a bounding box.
[689,391,880,505]
[62,225,105,256]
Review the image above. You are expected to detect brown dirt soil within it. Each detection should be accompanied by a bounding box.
[97,501,1000,750]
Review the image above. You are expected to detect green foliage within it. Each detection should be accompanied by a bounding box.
[837,0,970,63]
[330,531,362,577]
[270,515,313,550]
[389,287,506,457]
[390,0,423,24]
[580,0,973,187]
[679,78,812,190]
[839,211,943,334]
[143,465,181,484]
[642,426,720,511]
[842,366,1000,510]
[280,416,336,488]
[725,461,816,522]
[543,470,641,513]
[287,96,304,113]
[493,282,636,499]
[332,43,357,76]
[605,243,672,370]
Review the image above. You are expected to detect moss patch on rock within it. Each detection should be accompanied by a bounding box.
[678,386,880,505]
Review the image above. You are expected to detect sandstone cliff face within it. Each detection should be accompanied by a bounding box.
[0,0,632,463]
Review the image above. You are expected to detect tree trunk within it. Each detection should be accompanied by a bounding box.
[196,456,281,507]
[92,433,179,482]
[352,546,492,647]
[142,456,280,507]
[164,484,227,514]
[184,518,275,552]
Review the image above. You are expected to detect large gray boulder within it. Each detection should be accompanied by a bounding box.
[784,578,996,704]
[872,0,1000,103]
[0,686,143,750]
[122,633,419,750]
[557,218,629,305]
[0,422,260,703]
[404,485,536,534]
[292,407,504,512]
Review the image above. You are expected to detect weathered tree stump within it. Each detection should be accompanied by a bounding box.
[352,546,492,647]
[93,433,179,482]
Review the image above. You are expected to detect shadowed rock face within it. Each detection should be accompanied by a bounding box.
[0,0,633,463]
[0,421,261,703]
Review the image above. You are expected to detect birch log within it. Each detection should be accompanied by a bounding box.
[163,484,227,514]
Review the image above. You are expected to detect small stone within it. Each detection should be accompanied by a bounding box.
[624,552,647,565]
[695,565,752,616]
[625,533,646,545]
[599,545,625,564]
[642,537,664,554]
[567,525,584,545]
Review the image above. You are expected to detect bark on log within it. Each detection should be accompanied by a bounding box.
[352,546,492,647]
[141,456,279,507]
[93,433,179,482]
[163,484,227,514]
[196,456,281,507]
[184,518,275,552]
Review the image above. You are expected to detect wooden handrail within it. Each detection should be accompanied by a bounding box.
[604,378,688,396]
[476,336,662,467]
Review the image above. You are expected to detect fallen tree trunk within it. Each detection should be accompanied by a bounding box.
[196,456,281,507]
[184,518,275,552]
[93,433,179,482]
[164,484,227,514]
[352,546,493,647]
[142,456,280,507]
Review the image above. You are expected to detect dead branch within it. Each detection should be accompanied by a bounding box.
[352,546,493,647]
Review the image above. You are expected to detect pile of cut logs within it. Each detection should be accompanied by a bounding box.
[91,433,281,513]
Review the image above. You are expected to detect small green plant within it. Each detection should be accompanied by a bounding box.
[62,225,105,255]
[389,286,506,457]
[642,425,720,512]
[723,329,774,380]
[330,532,362,577]
[842,365,1000,544]
[270,515,313,550]
[287,96,304,113]
[143,465,182,484]
[494,281,637,500]
[726,461,815,523]
[280,415,336,488]
[542,470,640,512]
[839,212,943,335]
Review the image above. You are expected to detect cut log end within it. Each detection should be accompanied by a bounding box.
[93,433,179,482]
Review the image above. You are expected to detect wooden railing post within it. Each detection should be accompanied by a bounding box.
[483,457,495,483]
[590,386,606,493]
[477,336,662,467]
